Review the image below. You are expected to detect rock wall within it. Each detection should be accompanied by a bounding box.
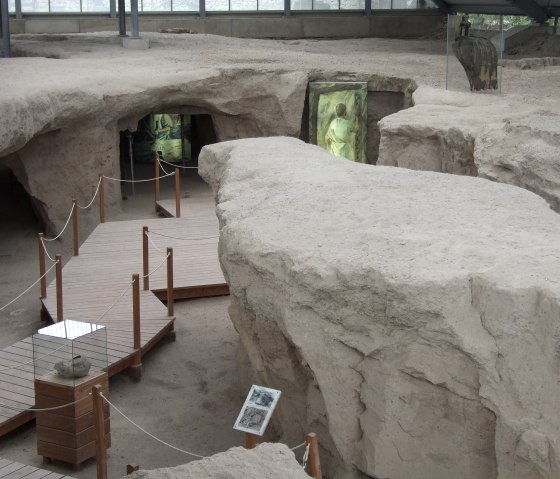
[126,443,310,479]
[378,86,560,211]
[200,137,560,479]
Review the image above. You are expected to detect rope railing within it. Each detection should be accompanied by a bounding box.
[77,175,103,210]
[0,261,58,313]
[39,236,56,263]
[148,231,219,242]
[158,157,198,171]
[95,280,135,323]
[100,392,207,459]
[103,172,175,183]
[0,393,91,413]
[140,253,170,279]
[44,202,75,242]
[145,231,166,253]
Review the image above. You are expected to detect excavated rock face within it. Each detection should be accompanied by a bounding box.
[378,87,560,212]
[125,444,310,479]
[200,136,560,479]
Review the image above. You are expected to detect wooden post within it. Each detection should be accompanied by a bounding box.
[154,156,160,209]
[142,226,149,291]
[38,233,46,299]
[92,385,108,479]
[305,433,322,479]
[132,273,140,351]
[245,433,257,449]
[166,247,173,317]
[72,199,79,256]
[99,174,105,224]
[55,254,63,323]
[175,167,180,218]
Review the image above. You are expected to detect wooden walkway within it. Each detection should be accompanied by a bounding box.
[0,196,228,437]
[0,458,75,479]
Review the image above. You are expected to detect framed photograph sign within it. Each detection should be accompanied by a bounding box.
[233,385,281,436]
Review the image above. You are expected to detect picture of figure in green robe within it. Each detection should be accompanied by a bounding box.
[309,82,367,163]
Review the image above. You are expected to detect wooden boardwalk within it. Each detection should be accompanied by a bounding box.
[0,196,228,437]
[0,458,75,479]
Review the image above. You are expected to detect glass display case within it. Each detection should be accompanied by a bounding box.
[32,319,107,385]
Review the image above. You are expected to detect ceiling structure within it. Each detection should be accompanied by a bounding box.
[430,0,560,22]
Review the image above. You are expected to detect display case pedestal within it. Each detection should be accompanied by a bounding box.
[35,371,111,469]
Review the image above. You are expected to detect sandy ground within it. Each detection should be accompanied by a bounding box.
[0,167,249,478]
[0,30,559,478]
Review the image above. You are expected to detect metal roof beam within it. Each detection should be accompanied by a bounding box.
[508,0,548,22]
[430,0,453,14]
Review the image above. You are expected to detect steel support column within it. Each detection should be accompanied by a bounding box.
[130,0,139,38]
[199,0,205,17]
[118,0,126,35]
[0,0,10,58]
[283,0,289,16]
[15,0,21,19]
[110,0,116,18]
[364,0,370,16]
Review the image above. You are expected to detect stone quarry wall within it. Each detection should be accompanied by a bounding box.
[378,86,560,211]
[200,137,560,479]
[0,59,414,234]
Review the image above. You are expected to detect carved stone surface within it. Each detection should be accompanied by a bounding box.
[200,136,560,479]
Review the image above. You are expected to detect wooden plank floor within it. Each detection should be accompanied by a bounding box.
[0,196,228,437]
[0,458,75,479]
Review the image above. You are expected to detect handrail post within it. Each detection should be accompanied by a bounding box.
[175,167,180,218]
[167,247,173,317]
[99,174,105,224]
[305,433,322,479]
[92,385,108,479]
[245,433,257,449]
[72,199,79,256]
[131,273,142,380]
[38,233,46,299]
[142,226,149,291]
[55,254,63,322]
[132,273,140,351]
[154,156,160,210]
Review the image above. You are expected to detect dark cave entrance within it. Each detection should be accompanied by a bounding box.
[119,113,217,198]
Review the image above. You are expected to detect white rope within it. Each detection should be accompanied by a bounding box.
[44,203,75,242]
[100,392,207,459]
[78,176,102,210]
[0,261,58,313]
[158,158,198,170]
[141,253,170,279]
[302,443,310,470]
[103,172,175,183]
[0,394,91,412]
[149,231,219,242]
[0,340,67,373]
[40,237,56,263]
[145,231,166,253]
[157,158,172,176]
[291,442,306,451]
[96,281,134,323]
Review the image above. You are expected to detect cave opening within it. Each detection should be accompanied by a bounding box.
[119,112,217,199]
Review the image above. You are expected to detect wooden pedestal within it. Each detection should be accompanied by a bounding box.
[35,371,111,468]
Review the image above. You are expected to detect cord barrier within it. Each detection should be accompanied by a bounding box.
[77,176,103,210]
[145,231,166,253]
[149,231,219,242]
[140,253,170,279]
[39,236,56,263]
[44,203,75,242]
[158,158,198,170]
[290,442,306,451]
[0,394,91,412]
[100,392,207,459]
[103,172,175,183]
[0,261,58,313]
[96,281,134,323]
